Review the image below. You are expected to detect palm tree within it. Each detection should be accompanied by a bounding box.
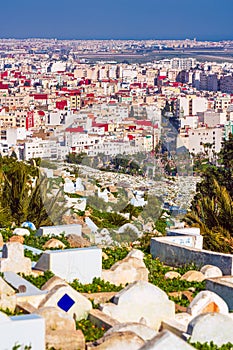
[107,212,129,227]
[0,157,69,228]
[1,160,32,225]
[185,179,233,253]
[27,174,69,227]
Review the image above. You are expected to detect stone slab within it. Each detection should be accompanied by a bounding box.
[139,330,195,349]
[101,281,175,331]
[166,228,203,249]
[167,228,201,236]
[88,309,120,330]
[35,247,102,283]
[37,224,82,237]
[161,236,200,249]
[187,313,233,346]
[104,322,157,341]
[206,276,233,311]
[0,242,31,275]
[161,318,188,338]
[39,284,92,321]
[4,271,42,295]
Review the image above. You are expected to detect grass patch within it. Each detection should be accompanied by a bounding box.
[70,277,122,293]
[22,271,54,289]
[76,319,105,342]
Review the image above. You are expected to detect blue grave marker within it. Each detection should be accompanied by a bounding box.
[57,293,75,312]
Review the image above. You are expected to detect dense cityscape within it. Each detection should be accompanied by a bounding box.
[0,21,233,350]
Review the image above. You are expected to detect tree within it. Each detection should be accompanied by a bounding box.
[1,160,33,225]
[219,133,233,170]
[0,157,68,228]
[27,175,69,227]
[65,152,87,165]
[186,179,233,253]
[107,212,129,227]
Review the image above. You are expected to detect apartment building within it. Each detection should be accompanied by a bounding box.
[24,139,69,160]
[69,94,81,110]
[0,94,28,109]
[171,58,196,70]
[219,75,233,94]
[215,95,232,111]
[182,127,223,154]
[87,140,140,157]
[176,96,208,117]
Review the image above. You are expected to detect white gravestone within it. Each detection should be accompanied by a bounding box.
[35,247,102,283]
[0,313,45,350]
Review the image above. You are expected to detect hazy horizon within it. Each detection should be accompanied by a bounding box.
[0,37,233,42]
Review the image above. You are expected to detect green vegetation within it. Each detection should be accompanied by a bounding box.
[70,277,123,293]
[22,271,54,289]
[88,205,129,229]
[24,249,42,262]
[0,157,68,228]
[40,159,58,169]
[140,195,163,223]
[0,308,24,316]
[106,155,144,176]
[120,203,142,220]
[12,345,31,350]
[111,226,139,243]
[76,319,105,342]
[102,247,205,300]
[65,152,87,165]
[0,229,71,251]
[102,247,130,269]
[190,341,233,349]
[24,232,71,250]
[154,217,167,235]
[144,254,205,294]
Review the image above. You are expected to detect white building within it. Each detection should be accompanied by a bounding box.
[185,127,223,155]
[65,132,101,152]
[215,95,232,111]
[24,139,69,160]
[5,127,27,145]
[180,115,199,129]
[87,140,140,156]
[176,96,207,118]
[171,58,196,70]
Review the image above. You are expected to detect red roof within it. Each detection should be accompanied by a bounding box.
[33,94,48,100]
[92,122,108,131]
[128,125,136,130]
[0,72,8,79]
[136,120,152,127]
[0,83,8,89]
[65,127,84,133]
[56,100,67,110]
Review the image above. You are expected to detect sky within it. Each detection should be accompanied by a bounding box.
[0,0,233,41]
